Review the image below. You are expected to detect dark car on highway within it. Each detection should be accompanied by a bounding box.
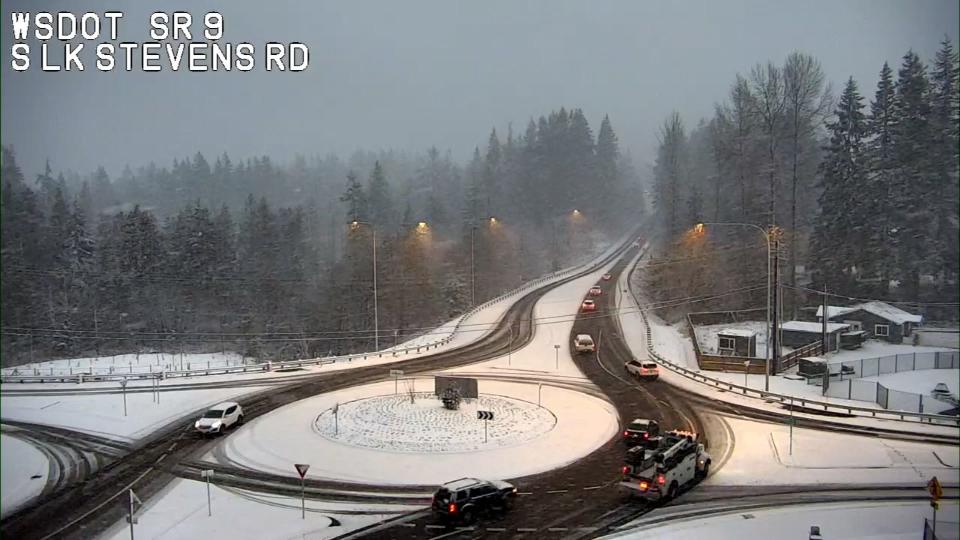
[432,478,517,524]
[623,418,661,448]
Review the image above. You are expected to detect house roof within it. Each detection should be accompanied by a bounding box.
[718,328,757,338]
[816,301,922,325]
[781,321,850,333]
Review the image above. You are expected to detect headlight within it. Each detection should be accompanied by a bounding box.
[212,421,222,428]
[194,421,200,428]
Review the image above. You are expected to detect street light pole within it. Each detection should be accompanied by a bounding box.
[470,226,476,307]
[698,222,773,392]
[372,227,378,351]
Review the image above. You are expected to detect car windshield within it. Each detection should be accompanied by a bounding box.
[434,488,452,504]
[641,363,658,369]
[628,421,649,431]
[202,410,224,419]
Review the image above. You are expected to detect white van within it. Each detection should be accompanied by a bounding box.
[573,334,596,353]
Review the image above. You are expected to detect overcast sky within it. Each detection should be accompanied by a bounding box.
[3,0,958,180]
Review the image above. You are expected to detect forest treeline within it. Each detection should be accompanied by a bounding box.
[646,41,958,322]
[1,108,644,364]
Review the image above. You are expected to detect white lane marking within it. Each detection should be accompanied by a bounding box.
[156,453,167,463]
[425,524,445,530]
[168,443,177,452]
[582,485,604,490]
[517,528,538,532]
[548,528,569,532]
[546,489,568,494]
[518,491,533,495]
[487,528,506,532]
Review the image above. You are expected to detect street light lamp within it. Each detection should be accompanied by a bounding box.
[696,221,775,392]
[349,220,379,351]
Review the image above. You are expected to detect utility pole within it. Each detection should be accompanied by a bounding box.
[821,283,828,355]
[470,226,476,307]
[372,227,379,351]
[771,231,781,377]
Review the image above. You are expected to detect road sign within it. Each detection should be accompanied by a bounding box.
[477,411,494,421]
[200,469,214,479]
[928,476,943,500]
[390,369,404,377]
[294,463,310,478]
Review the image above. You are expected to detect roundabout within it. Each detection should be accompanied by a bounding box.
[312,392,557,453]
[210,377,619,485]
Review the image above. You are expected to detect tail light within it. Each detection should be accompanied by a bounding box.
[657,474,666,486]
[643,432,649,439]
[639,481,649,490]
[448,503,457,514]
[623,431,629,437]
[621,466,629,475]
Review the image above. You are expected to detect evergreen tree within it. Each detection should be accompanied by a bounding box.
[890,51,933,300]
[340,171,367,221]
[863,62,898,293]
[812,78,868,289]
[929,38,960,285]
[367,161,392,228]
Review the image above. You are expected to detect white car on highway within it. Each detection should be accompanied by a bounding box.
[195,401,244,436]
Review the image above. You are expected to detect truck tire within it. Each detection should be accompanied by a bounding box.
[701,460,711,479]
[667,482,678,500]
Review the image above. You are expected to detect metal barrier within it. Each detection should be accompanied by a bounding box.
[625,250,960,427]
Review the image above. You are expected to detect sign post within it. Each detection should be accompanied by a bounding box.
[332,402,339,436]
[789,396,795,455]
[120,379,128,417]
[127,489,142,540]
[928,476,943,535]
[743,360,750,393]
[554,344,560,371]
[201,469,214,516]
[477,410,494,443]
[295,463,310,519]
[538,383,543,408]
[390,369,404,395]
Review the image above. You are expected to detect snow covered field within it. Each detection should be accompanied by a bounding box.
[101,478,407,540]
[608,500,956,540]
[863,369,959,396]
[0,433,48,518]
[213,377,617,485]
[0,385,271,440]
[710,417,958,486]
[820,341,954,364]
[2,352,251,377]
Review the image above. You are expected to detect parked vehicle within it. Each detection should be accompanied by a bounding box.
[194,401,244,436]
[581,299,597,312]
[573,334,596,353]
[625,359,659,380]
[589,286,603,296]
[622,418,661,448]
[619,430,711,501]
[431,478,517,523]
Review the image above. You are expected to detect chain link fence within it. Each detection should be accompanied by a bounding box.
[821,350,959,413]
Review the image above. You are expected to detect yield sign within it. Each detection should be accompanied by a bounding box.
[295,463,310,479]
[927,476,943,500]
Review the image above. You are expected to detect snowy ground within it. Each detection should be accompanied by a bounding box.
[693,321,769,355]
[0,433,49,519]
[607,500,957,540]
[709,417,958,486]
[863,369,959,396]
[101,478,409,540]
[2,352,251,377]
[212,377,617,485]
[209,253,626,485]
[819,341,954,363]
[0,385,271,441]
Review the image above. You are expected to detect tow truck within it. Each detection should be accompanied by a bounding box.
[619,430,710,501]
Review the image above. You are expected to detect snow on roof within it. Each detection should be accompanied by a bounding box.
[800,356,826,364]
[780,321,850,333]
[718,328,757,338]
[817,302,922,325]
[442,478,481,490]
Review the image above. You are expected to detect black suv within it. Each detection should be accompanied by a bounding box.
[431,478,517,523]
[622,418,661,448]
